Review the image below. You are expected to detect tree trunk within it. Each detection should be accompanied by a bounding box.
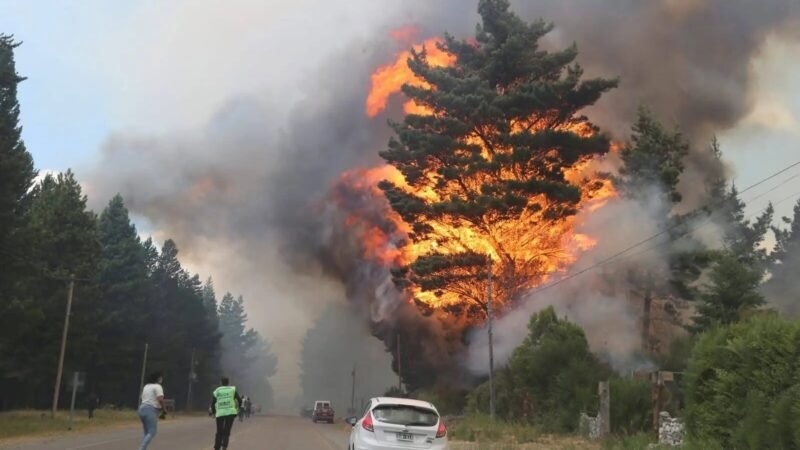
[642,277,653,353]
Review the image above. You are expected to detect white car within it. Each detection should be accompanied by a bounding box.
[345,397,448,450]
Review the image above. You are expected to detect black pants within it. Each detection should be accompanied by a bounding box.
[214,415,236,450]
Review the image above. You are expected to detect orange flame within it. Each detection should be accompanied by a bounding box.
[365,37,456,118]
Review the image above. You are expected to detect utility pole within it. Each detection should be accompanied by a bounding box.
[487,258,496,419]
[350,364,356,414]
[138,343,149,406]
[396,335,402,393]
[186,349,196,411]
[52,275,75,418]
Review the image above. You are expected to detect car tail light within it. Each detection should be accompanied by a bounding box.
[362,413,374,432]
[436,420,447,438]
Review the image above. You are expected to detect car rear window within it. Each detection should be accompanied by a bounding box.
[372,404,438,426]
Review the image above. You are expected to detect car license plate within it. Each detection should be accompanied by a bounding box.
[397,431,413,441]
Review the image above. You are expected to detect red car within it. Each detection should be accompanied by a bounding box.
[312,400,335,423]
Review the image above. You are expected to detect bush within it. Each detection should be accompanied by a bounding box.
[413,385,469,415]
[467,307,611,432]
[685,314,800,448]
[609,377,651,435]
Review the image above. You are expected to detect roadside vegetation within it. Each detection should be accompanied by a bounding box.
[0,409,137,441]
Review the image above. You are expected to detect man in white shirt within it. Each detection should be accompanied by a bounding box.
[138,372,166,450]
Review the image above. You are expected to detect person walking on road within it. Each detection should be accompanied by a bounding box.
[138,372,165,450]
[87,392,98,419]
[210,376,242,450]
[237,394,246,422]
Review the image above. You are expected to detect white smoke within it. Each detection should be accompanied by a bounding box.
[466,189,720,374]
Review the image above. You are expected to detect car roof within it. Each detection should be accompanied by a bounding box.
[370,397,438,411]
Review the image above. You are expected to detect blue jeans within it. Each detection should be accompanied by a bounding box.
[138,405,158,450]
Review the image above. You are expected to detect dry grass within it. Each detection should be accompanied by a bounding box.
[0,409,138,442]
[449,436,602,450]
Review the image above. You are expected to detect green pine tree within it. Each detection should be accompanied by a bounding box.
[218,293,258,383]
[0,34,36,393]
[93,194,152,405]
[691,252,765,333]
[379,0,617,317]
[615,111,715,351]
[764,199,800,315]
[7,171,101,406]
[0,34,35,266]
[616,108,688,204]
[202,277,220,331]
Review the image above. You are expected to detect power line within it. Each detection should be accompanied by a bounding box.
[626,187,800,262]
[529,160,800,295]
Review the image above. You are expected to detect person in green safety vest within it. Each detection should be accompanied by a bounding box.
[209,376,243,450]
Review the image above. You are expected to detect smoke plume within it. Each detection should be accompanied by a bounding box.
[84,0,800,402]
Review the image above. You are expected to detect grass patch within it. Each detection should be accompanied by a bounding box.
[449,414,541,443]
[449,436,601,450]
[0,409,138,441]
[448,414,599,449]
[602,433,724,450]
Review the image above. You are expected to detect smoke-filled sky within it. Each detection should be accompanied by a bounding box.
[4,0,800,406]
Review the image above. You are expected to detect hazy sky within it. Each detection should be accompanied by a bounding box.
[3,0,798,208]
[3,0,800,405]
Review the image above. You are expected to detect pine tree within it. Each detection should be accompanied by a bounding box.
[691,252,766,332]
[764,200,800,315]
[616,108,688,204]
[156,239,184,281]
[142,237,159,276]
[0,35,36,340]
[93,195,151,405]
[218,293,258,383]
[202,277,220,331]
[614,110,704,350]
[704,139,773,268]
[6,171,101,405]
[0,34,35,267]
[379,0,617,315]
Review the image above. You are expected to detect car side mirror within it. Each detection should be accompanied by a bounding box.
[345,416,358,427]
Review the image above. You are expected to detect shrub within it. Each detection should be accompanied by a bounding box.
[467,307,611,432]
[685,314,800,448]
[609,377,651,435]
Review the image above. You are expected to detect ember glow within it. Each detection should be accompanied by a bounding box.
[337,36,617,322]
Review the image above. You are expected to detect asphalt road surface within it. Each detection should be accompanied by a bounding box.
[0,415,348,450]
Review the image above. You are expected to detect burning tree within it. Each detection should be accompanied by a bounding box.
[377,0,618,319]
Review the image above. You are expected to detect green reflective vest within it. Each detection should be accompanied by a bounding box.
[213,385,238,417]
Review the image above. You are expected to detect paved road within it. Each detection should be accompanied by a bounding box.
[0,415,348,450]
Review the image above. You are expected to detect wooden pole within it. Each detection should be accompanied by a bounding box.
[488,258,496,419]
[138,343,149,406]
[52,275,75,418]
[396,336,402,393]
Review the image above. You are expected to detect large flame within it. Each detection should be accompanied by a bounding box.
[365,37,456,118]
[338,36,617,319]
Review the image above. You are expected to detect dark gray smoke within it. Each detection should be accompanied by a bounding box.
[85,0,800,403]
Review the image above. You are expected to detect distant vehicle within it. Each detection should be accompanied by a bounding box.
[345,397,447,450]
[300,406,313,418]
[312,400,335,423]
